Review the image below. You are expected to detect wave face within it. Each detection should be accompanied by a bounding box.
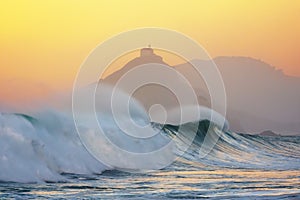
[164,120,300,170]
[0,110,299,183]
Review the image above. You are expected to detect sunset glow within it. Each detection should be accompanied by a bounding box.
[1,0,299,100]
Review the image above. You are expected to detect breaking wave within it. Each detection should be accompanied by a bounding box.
[0,85,299,183]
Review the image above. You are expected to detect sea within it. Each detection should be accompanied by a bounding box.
[0,111,299,199]
[0,85,299,199]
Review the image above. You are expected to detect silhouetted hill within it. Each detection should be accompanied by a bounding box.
[102,49,300,135]
[259,130,279,136]
[174,56,300,135]
[105,48,170,84]
[103,48,209,113]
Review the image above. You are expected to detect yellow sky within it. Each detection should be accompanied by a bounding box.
[0,0,299,102]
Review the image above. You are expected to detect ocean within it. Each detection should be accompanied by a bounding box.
[0,111,299,199]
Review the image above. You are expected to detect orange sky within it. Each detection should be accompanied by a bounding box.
[0,0,299,103]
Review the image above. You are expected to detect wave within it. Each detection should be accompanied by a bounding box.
[1,110,299,183]
[0,85,299,183]
[164,120,300,170]
[0,112,109,183]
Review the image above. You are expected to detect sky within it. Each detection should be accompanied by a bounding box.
[0,0,300,103]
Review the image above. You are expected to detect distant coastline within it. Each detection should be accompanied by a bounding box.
[101,48,300,136]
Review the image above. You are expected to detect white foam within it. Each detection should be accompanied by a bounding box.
[0,112,108,183]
